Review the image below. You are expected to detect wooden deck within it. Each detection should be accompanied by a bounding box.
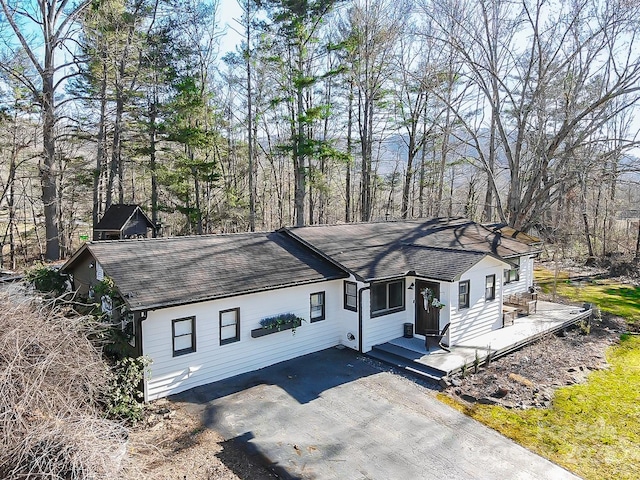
[369,301,592,381]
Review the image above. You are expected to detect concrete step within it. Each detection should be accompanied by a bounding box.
[367,346,446,383]
[373,342,425,360]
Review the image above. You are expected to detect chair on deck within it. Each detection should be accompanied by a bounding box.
[424,322,451,352]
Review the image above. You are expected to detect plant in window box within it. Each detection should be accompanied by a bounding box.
[251,313,305,338]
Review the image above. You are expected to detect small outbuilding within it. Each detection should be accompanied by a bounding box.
[94,204,155,240]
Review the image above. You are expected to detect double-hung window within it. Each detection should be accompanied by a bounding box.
[310,292,326,322]
[172,316,195,356]
[458,280,470,309]
[220,308,240,345]
[504,257,520,284]
[485,275,496,301]
[344,281,357,311]
[371,279,405,317]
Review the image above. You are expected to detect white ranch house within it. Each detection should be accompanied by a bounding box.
[62,218,540,401]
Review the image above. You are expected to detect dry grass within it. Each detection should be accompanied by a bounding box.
[0,288,128,479]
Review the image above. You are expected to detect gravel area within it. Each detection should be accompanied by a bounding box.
[125,399,276,480]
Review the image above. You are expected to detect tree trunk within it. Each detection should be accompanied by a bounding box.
[635,220,640,261]
[482,109,497,222]
[93,54,108,240]
[107,89,124,209]
[401,133,415,219]
[583,210,594,258]
[360,96,374,221]
[247,21,256,232]
[293,51,306,227]
[149,88,159,237]
[193,164,203,235]
[41,72,60,260]
[8,111,18,269]
[345,79,354,223]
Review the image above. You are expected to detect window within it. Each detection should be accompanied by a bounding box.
[371,279,405,317]
[310,292,326,322]
[344,281,357,311]
[172,316,195,356]
[504,257,520,284]
[458,280,470,309]
[220,308,240,345]
[95,262,104,281]
[121,311,135,347]
[485,275,496,301]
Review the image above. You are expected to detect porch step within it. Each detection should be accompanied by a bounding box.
[374,342,426,361]
[368,344,447,383]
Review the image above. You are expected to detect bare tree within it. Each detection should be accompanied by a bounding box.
[425,0,640,231]
[339,0,407,221]
[0,0,91,260]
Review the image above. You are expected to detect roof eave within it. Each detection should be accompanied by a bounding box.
[60,243,92,273]
[126,273,349,312]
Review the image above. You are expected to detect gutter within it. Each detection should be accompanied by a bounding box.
[357,285,370,353]
[124,275,347,312]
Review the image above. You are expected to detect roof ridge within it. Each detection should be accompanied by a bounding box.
[87,230,275,245]
[286,217,468,230]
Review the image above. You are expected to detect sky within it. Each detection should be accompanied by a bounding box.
[217,0,244,54]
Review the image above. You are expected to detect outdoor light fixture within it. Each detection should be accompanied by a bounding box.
[408,282,415,290]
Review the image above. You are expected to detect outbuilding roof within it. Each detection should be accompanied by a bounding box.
[284,218,539,281]
[62,232,348,311]
[94,204,154,232]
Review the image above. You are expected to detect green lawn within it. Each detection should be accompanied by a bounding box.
[535,267,640,326]
[441,269,640,480]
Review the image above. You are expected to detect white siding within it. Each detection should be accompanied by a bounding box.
[339,277,361,351]
[361,280,409,352]
[503,255,535,295]
[362,296,411,352]
[448,257,505,345]
[142,279,346,400]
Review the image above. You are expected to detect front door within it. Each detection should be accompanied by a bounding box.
[415,280,440,335]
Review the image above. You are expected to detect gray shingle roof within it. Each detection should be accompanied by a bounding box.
[95,204,153,231]
[485,223,543,246]
[285,218,539,281]
[66,232,347,311]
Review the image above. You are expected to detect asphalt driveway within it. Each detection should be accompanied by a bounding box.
[176,347,579,480]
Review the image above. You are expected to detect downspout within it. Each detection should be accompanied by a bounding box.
[138,310,148,357]
[138,310,149,402]
[358,285,370,353]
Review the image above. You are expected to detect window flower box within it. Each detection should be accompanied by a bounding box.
[251,313,304,338]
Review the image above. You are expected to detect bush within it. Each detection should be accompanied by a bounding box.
[24,263,68,296]
[106,356,151,424]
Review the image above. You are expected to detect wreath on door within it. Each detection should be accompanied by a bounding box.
[420,287,445,312]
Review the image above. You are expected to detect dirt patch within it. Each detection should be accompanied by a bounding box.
[443,313,627,409]
[125,400,276,480]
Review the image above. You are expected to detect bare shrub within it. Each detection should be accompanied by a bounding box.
[0,290,128,479]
